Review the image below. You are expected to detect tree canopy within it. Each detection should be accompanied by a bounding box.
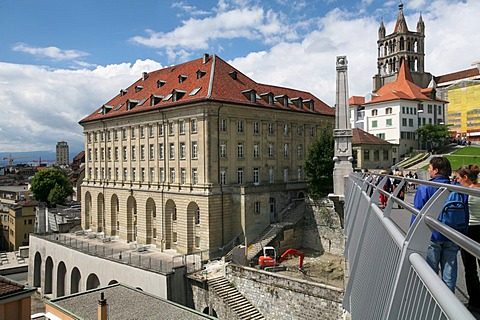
[304,129,334,198]
[30,168,73,206]
[416,124,451,151]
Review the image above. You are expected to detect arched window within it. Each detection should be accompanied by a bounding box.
[195,208,200,225]
[386,108,392,114]
[372,109,378,116]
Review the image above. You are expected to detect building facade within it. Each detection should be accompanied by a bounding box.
[351,128,394,170]
[79,54,334,256]
[350,60,446,158]
[434,65,480,141]
[6,200,37,251]
[56,141,69,166]
[373,2,431,92]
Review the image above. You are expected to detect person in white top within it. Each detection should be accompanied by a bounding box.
[455,164,480,312]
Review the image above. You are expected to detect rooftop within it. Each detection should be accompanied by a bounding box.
[49,283,214,320]
[80,54,334,124]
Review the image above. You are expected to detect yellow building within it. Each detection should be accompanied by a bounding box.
[79,54,334,256]
[435,66,480,141]
[0,276,36,320]
[7,200,37,251]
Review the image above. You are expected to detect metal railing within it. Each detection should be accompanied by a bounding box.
[33,233,209,274]
[344,172,480,319]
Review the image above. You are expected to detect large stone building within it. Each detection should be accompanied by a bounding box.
[433,64,480,141]
[79,54,334,256]
[373,2,432,92]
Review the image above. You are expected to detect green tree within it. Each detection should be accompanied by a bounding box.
[416,124,451,151]
[304,129,334,198]
[30,168,73,206]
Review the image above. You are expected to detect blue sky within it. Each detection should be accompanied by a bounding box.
[0,0,479,154]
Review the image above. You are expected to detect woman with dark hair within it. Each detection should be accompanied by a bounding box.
[456,164,480,312]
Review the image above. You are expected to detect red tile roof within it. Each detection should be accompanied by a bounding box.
[80,55,334,124]
[366,60,439,105]
[434,67,480,85]
[349,96,365,105]
[352,128,391,145]
[0,276,24,297]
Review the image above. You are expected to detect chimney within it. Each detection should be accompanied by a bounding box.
[142,72,148,81]
[98,292,108,320]
[203,53,210,64]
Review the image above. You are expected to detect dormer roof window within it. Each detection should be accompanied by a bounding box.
[189,87,202,96]
[127,99,139,110]
[303,99,314,111]
[135,85,143,93]
[98,105,113,115]
[229,71,238,80]
[241,89,257,103]
[172,89,186,102]
[157,80,166,88]
[150,95,163,106]
[291,97,303,109]
[275,95,289,108]
[120,89,128,96]
[178,75,188,83]
[196,70,206,79]
[260,92,275,105]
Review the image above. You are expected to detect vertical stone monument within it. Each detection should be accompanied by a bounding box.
[330,56,353,223]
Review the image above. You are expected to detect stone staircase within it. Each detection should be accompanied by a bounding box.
[246,200,306,261]
[208,276,265,320]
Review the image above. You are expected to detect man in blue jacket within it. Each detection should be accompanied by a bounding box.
[413,156,466,292]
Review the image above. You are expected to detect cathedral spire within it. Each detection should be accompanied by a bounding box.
[417,12,425,34]
[378,17,386,39]
[394,1,408,33]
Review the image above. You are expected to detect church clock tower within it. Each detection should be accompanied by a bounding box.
[373,2,431,92]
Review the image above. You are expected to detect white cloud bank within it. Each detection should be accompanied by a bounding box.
[0,60,162,152]
[1,0,479,153]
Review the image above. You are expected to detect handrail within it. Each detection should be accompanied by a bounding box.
[344,172,478,319]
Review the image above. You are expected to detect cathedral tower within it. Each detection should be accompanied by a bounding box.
[373,2,431,92]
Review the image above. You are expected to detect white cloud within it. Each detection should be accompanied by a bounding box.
[12,43,89,61]
[130,5,295,51]
[0,59,162,152]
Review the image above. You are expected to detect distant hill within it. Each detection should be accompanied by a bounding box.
[0,150,82,166]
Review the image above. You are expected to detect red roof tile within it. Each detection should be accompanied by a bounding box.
[349,96,365,105]
[0,276,24,297]
[366,60,439,105]
[80,55,334,124]
[352,128,391,145]
[434,67,480,85]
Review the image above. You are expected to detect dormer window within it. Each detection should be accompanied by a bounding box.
[172,89,186,102]
[99,105,113,115]
[178,75,188,83]
[260,92,275,105]
[150,95,163,106]
[189,87,202,96]
[241,89,257,103]
[157,80,166,88]
[229,71,238,80]
[291,97,303,109]
[303,99,314,111]
[135,85,143,93]
[196,70,206,79]
[120,89,128,96]
[127,99,139,110]
[275,95,289,108]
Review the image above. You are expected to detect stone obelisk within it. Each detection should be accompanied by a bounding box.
[332,56,353,200]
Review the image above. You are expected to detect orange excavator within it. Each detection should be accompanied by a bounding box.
[258,246,305,271]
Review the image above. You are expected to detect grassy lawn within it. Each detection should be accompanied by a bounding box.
[421,146,480,170]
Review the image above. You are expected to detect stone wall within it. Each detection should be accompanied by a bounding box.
[302,198,344,256]
[226,264,344,320]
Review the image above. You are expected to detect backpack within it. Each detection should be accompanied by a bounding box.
[439,191,468,233]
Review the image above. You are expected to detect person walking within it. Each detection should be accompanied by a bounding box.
[455,164,480,311]
[412,156,468,292]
